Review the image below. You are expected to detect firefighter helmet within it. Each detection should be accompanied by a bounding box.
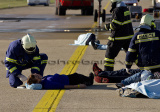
[111,0,122,3]
[21,34,37,53]
[140,14,154,26]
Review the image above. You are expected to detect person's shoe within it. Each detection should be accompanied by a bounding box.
[93,63,110,83]
[117,88,125,97]
[102,78,109,83]
[93,63,102,76]
[91,40,98,50]
[115,83,124,89]
[94,76,109,83]
[117,88,138,98]
[89,72,94,85]
[95,40,100,44]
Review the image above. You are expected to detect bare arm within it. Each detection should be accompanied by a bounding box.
[64,84,87,89]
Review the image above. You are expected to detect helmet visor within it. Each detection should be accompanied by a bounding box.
[25,47,36,54]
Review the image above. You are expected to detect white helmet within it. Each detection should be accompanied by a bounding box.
[111,0,122,3]
[21,34,37,54]
[140,14,154,26]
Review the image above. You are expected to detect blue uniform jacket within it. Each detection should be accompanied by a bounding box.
[5,39,41,77]
[40,74,69,89]
[125,29,160,70]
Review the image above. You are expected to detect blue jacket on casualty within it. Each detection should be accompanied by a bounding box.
[125,29,160,70]
[5,39,41,77]
[40,74,69,89]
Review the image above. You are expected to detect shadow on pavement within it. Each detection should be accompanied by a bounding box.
[86,84,117,90]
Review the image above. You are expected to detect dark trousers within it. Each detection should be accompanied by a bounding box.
[104,39,131,71]
[67,73,91,86]
[8,53,48,88]
[98,69,141,83]
[85,33,96,45]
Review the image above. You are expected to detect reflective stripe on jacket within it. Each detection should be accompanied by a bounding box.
[109,3,134,41]
[5,39,41,77]
[125,29,160,70]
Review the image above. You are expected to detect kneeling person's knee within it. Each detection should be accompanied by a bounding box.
[9,75,23,88]
[40,53,48,60]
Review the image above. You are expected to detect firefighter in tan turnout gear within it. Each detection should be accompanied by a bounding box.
[104,0,134,71]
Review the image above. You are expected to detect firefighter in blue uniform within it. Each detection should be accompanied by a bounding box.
[104,0,134,71]
[5,34,48,88]
[125,14,160,74]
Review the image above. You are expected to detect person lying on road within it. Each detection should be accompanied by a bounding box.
[26,72,94,89]
[115,70,160,88]
[92,63,140,83]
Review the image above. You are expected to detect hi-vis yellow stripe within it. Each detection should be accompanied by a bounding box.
[124,11,130,16]
[33,46,88,112]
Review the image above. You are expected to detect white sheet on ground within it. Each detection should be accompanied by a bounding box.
[69,33,124,50]
[126,79,160,99]
[69,33,93,46]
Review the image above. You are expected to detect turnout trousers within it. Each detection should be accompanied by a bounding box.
[104,39,131,71]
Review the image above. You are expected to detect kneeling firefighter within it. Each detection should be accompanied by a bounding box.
[125,14,160,74]
[5,34,48,88]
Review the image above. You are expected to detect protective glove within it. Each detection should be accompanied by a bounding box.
[17,74,28,82]
[126,68,131,74]
[104,23,110,31]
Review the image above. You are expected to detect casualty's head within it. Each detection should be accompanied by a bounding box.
[26,74,43,90]
[21,34,37,54]
[27,73,42,85]
[139,14,155,30]
[110,0,122,13]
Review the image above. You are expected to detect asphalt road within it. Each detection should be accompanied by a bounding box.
[1,0,160,112]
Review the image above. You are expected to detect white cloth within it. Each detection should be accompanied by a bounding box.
[69,33,123,50]
[17,74,27,82]
[126,79,160,99]
[25,83,42,90]
[70,33,93,46]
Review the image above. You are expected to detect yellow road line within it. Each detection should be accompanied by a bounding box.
[104,1,111,10]
[33,1,110,112]
[49,46,88,112]
[33,46,87,112]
